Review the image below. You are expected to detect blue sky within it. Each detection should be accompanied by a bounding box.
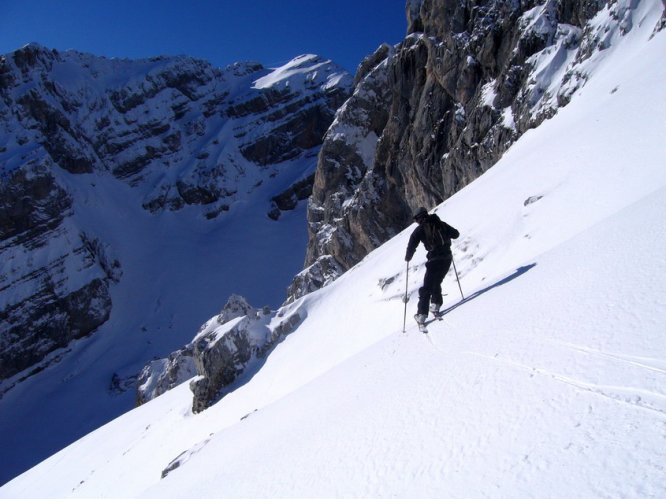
[0,0,407,74]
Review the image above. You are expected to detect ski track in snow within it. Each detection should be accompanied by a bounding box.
[468,350,666,417]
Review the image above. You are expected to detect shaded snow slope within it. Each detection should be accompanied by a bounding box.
[2,2,665,497]
[0,49,352,484]
[0,161,311,485]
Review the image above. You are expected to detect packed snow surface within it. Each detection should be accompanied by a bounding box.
[3,2,665,498]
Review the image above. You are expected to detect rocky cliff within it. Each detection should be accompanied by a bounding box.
[292,0,649,298]
[137,294,304,413]
[0,45,351,383]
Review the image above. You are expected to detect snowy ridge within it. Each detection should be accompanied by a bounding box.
[2,2,665,497]
[253,54,349,91]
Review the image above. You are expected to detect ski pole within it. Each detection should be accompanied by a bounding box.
[402,262,409,333]
[451,254,465,300]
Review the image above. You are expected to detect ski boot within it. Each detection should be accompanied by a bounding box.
[414,313,428,333]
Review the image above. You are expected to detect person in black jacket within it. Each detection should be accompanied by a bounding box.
[405,207,460,325]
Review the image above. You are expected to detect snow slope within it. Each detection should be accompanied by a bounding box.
[3,2,665,497]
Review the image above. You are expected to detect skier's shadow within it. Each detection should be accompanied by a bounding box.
[439,263,537,317]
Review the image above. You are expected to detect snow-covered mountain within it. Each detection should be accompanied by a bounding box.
[0,46,351,483]
[2,0,664,496]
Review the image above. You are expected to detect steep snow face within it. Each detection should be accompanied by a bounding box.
[0,46,351,484]
[2,1,664,497]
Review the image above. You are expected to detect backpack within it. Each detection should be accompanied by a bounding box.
[422,218,449,251]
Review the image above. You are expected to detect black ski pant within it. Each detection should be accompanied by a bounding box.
[418,256,452,315]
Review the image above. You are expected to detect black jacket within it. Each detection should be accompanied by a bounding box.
[405,214,459,262]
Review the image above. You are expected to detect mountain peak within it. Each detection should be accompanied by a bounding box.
[252,53,352,90]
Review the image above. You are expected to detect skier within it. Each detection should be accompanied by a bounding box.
[405,207,460,329]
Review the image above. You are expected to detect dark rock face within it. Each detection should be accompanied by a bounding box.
[302,44,398,281]
[0,46,351,383]
[286,255,344,300]
[0,163,115,380]
[291,0,641,299]
[268,174,315,220]
[0,164,71,244]
[188,297,303,413]
[239,93,348,166]
[136,294,303,412]
[189,314,258,414]
[136,345,197,406]
[1,278,111,380]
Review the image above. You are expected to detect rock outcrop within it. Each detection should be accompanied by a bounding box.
[268,174,315,220]
[136,345,198,405]
[293,0,646,299]
[0,46,351,383]
[137,294,304,413]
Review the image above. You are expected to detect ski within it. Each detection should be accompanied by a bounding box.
[424,312,445,326]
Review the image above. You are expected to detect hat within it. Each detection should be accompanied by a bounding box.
[412,207,428,220]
